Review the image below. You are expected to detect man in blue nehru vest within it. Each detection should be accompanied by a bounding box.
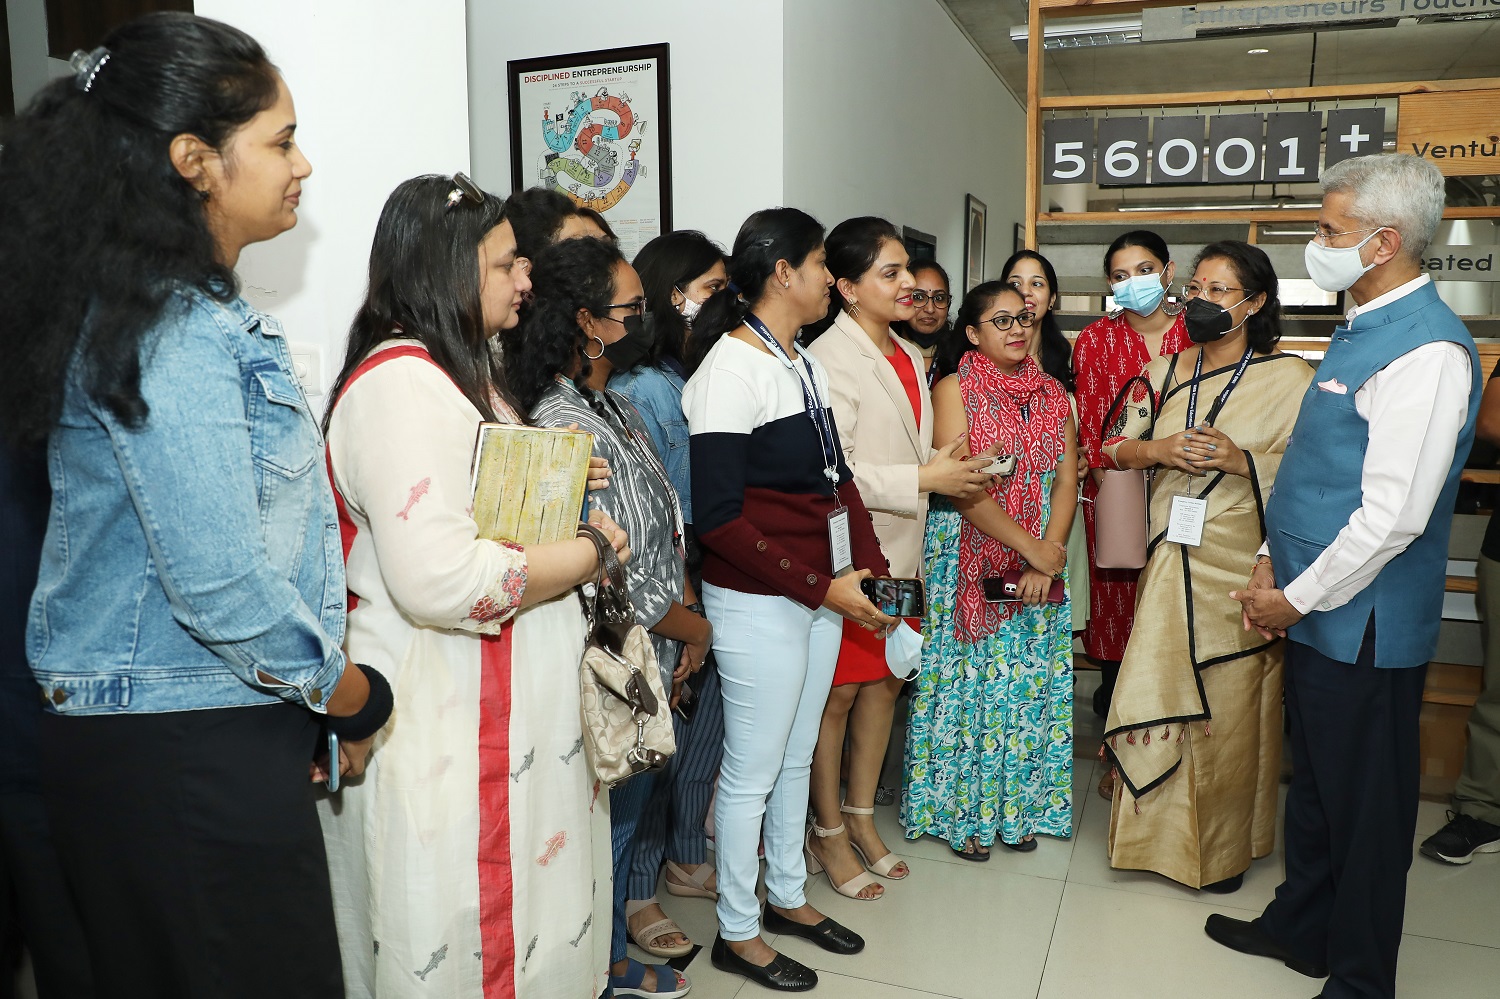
[1208,153,1480,999]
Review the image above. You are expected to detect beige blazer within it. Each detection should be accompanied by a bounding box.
[807,311,935,578]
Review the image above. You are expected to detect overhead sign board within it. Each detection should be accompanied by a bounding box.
[1039,108,1387,186]
[1137,0,1500,38]
[1396,91,1500,177]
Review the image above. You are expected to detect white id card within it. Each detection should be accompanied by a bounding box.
[828,508,853,575]
[1166,494,1207,548]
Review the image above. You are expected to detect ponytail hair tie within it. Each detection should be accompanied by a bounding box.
[70,47,112,93]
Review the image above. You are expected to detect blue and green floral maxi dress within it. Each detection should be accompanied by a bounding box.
[901,492,1074,850]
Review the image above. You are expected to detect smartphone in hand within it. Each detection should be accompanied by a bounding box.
[860,577,926,619]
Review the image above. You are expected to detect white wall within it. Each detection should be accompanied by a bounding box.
[466,0,785,252]
[782,0,1025,289]
[6,0,70,110]
[196,0,472,400]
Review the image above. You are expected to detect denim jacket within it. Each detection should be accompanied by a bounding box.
[610,363,692,523]
[27,288,348,715]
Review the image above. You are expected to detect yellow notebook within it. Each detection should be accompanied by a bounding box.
[470,423,593,545]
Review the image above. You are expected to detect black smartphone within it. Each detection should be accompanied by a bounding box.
[860,577,926,618]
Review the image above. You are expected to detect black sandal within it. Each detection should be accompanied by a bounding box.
[955,836,991,862]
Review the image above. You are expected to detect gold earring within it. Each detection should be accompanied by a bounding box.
[847,301,861,318]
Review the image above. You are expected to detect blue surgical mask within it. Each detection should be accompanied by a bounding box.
[1111,272,1168,317]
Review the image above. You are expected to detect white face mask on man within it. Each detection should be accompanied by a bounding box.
[1304,227,1386,293]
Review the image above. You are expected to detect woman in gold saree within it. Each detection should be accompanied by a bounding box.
[1100,241,1313,893]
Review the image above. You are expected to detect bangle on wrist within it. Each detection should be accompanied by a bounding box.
[325,663,393,741]
[685,601,705,617]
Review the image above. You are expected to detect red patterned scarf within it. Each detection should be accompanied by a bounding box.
[954,351,1070,640]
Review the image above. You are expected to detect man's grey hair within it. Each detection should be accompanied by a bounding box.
[1320,153,1446,260]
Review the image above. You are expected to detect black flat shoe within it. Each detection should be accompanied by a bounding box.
[999,837,1037,852]
[1201,873,1244,894]
[1203,914,1328,979]
[763,904,865,955]
[710,936,817,992]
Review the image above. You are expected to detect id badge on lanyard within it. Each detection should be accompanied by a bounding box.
[743,314,850,574]
[1168,347,1252,548]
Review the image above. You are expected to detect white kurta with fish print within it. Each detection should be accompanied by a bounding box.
[317,340,611,999]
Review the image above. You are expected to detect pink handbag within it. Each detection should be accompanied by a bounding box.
[1093,470,1148,569]
[1093,374,1154,570]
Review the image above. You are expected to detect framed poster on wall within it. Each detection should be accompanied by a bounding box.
[964,194,987,293]
[507,44,672,259]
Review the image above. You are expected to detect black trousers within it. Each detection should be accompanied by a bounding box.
[0,787,94,998]
[1257,628,1426,999]
[41,702,344,999]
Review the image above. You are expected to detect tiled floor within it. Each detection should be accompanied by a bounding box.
[636,675,1500,999]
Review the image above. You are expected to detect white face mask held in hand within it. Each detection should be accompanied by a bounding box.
[886,620,923,681]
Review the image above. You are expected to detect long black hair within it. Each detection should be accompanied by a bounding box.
[1000,249,1074,392]
[325,176,511,430]
[1190,240,1284,354]
[688,208,826,374]
[509,236,627,414]
[934,281,1027,380]
[633,230,725,368]
[0,12,282,443]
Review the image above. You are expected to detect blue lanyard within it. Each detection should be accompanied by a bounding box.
[1185,346,1254,430]
[742,313,841,486]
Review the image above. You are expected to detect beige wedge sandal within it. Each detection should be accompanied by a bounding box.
[804,822,883,900]
[663,860,718,900]
[839,804,909,880]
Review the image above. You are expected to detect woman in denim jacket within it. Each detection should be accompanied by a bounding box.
[0,14,388,997]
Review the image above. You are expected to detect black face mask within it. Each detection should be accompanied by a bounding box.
[599,314,655,371]
[901,326,945,350]
[1184,297,1244,344]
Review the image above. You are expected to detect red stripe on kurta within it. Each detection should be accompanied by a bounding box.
[325,345,457,611]
[477,624,516,997]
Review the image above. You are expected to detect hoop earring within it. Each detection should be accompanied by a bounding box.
[584,335,605,360]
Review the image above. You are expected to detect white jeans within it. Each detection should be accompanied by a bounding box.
[704,583,842,941]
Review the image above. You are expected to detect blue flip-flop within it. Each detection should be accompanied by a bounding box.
[611,958,691,999]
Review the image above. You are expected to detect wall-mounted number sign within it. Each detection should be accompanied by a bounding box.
[1041,108,1387,186]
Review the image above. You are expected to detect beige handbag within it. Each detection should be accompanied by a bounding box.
[1093,374,1155,570]
[576,524,676,787]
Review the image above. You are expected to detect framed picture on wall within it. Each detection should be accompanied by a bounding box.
[964,194,987,292]
[507,44,672,259]
[902,226,937,264]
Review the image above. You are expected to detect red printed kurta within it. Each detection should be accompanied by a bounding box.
[1072,313,1189,662]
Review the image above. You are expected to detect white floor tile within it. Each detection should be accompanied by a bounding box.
[1039,881,1315,999]
[1404,800,1500,950]
[1393,932,1500,998]
[770,854,1061,999]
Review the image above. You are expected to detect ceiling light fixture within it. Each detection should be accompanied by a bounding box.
[1009,15,1143,50]
[1248,48,1270,54]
